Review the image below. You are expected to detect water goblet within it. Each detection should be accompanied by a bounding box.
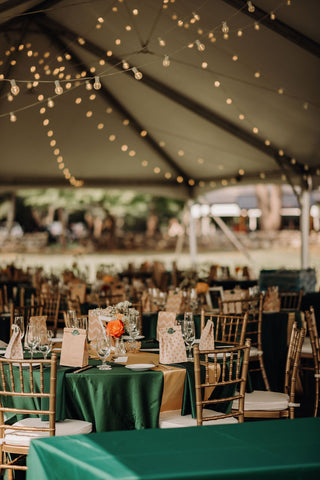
[182,315,195,360]
[39,335,52,360]
[26,324,40,359]
[96,333,112,370]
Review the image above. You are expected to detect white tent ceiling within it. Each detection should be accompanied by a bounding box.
[0,0,319,200]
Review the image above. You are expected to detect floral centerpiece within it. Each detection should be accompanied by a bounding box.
[104,301,140,353]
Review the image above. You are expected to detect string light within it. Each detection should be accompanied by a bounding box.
[195,39,205,51]
[85,80,92,90]
[270,11,276,20]
[221,22,229,34]
[162,55,170,67]
[10,79,20,95]
[247,1,255,13]
[93,76,101,90]
[132,67,143,80]
[158,37,166,47]
[122,60,130,70]
[10,112,16,122]
[54,80,63,95]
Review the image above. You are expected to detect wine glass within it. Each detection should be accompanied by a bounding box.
[26,324,40,359]
[39,334,53,360]
[182,315,195,360]
[13,316,25,339]
[66,310,77,328]
[96,333,112,370]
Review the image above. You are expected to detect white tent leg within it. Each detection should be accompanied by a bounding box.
[188,200,198,270]
[300,189,310,269]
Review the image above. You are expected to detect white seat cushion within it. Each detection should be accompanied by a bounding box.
[159,409,238,429]
[249,347,263,357]
[233,390,289,411]
[2,417,92,447]
[301,337,312,355]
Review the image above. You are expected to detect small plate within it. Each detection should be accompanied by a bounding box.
[139,348,159,352]
[122,335,145,340]
[125,363,155,372]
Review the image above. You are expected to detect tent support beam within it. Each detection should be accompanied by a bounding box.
[300,189,310,269]
[36,14,303,181]
[211,215,252,262]
[35,16,192,193]
[188,200,198,270]
[220,0,320,58]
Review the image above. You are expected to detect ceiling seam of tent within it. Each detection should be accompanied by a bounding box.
[220,0,320,58]
[35,15,195,198]
[35,13,306,183]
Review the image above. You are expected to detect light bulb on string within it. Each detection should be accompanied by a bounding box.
[132,67,143,80]
[10,79,20,95]
[122,60,130,69]
[158,37,166,46]
[270,11,276,20]
[93,76,101,90]
[195,39,205,51]
[47,98,54,108]
[54,80,63,95]
[162,55,170,67]
[10,112,16,122]
[247,1,255,13]
[221,21,229,34]
[85,80,92,90]
[192,12,200,21]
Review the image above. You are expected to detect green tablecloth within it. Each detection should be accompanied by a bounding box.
[26,417,320,479]
[64,361,163,431]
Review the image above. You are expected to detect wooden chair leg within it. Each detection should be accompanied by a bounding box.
[259,356,270,391]
[314,375,319,417]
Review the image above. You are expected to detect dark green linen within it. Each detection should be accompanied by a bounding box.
[26,417,320,480]
[261,311,302,392]
[64,361,164,432]
[0,313,11,343]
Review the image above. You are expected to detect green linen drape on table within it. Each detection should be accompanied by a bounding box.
[64,361,164,431]
[26,418,320,480]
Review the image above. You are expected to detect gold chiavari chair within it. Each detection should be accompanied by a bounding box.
[233,322,306,419]
[33,293,61,334]
[159,339,251,428]
[200,310,248,346]
[0,354,92,477]
[301,307,320,417]
[279,289,303,311]
[219,294,270,391]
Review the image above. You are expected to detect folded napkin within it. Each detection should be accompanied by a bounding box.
[5,326,23,360]
[263,286,280,312]
[157,311,176,341]
[199,319,215,351]
[88,308,109,341]
[165,291,185,314]
[159,326,187,364]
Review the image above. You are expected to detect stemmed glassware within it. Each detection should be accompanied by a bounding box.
[96,333,112,370]
[26,324,40,359]
[39,331,53,360]
[13,316,25,339]
[182,313,195,360]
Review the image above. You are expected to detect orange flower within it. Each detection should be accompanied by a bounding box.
[106,319,124,338]
[195,282,209,294]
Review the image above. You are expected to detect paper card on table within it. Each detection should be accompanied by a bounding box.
[199,319,215,351]
[141,291,157,313]
[159,326,187,364]
[157,311,176,341]
[165,290,185,314]
[60,327,88,367]
[29,316,48,342]
[88,308,108,341]
[69,282,87,303]
[5,326,23,360]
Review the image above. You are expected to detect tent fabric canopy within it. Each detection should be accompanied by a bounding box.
[0,0,319,199]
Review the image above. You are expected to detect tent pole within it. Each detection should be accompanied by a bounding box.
[300,189,310,269]
[188,200,198,270]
